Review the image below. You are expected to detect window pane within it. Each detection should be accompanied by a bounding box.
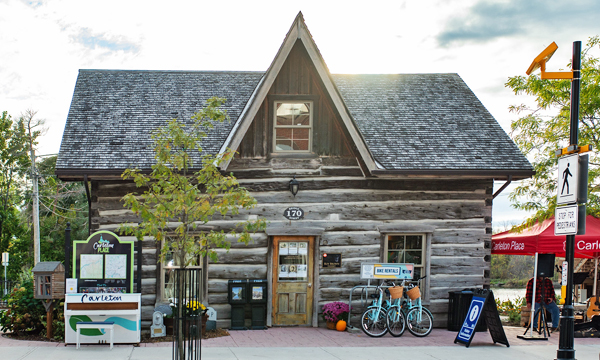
[276,128,292,140]
[405,250,422,265]
[293,128,310,139]
[292,140,309,151]
[295,114,310,126]
[278,242,309,281]
[405,236,422,250]
[275,139,293,151]
[276,115,293,126]
[388,251,400,263]
[388,236,405,250]
[413,267,422,279]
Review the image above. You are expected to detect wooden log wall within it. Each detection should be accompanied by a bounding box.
[91,170,493,330]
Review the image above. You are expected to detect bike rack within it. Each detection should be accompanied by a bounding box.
[346,279,421,331]
[346,280,395,330]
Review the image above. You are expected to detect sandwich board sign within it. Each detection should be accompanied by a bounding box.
[454,289,509,348]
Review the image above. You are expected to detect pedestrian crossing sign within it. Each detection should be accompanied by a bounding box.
[557,154,579,205]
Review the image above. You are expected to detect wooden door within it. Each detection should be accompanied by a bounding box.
[272,236,314,325]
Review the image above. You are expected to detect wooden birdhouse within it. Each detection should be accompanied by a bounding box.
[32,261,65,300]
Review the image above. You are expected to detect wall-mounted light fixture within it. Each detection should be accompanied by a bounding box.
[289,176,299,197]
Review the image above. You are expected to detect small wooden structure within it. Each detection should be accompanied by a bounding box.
[32,261,65,339]
[33,261,65,299]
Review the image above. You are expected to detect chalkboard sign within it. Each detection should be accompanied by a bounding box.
[73,231,134,293]
[454,289,509,348]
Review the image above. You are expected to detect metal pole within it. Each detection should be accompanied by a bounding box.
[65,222,71,279]
[31,148,40,265]
[557,40,581,360]
[530,253,539,337]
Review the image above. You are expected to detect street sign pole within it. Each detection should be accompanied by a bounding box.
[557,40,581,360]
[1,252,8,297]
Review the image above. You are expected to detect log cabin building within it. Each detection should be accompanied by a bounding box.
[56,13,534,330]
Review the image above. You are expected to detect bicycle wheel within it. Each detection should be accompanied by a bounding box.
[386,305,406,337]
[405,307,433,337]
[360,307,388,337]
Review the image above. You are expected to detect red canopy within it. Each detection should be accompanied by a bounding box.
[492,215,600,258]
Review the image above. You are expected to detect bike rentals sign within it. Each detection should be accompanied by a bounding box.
[360,263,413,280]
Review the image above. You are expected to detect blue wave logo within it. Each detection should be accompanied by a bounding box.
[104,317,138,331]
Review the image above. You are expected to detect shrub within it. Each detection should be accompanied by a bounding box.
[0,269,46,335]
[322,302,349,323]
[497,296,525,325]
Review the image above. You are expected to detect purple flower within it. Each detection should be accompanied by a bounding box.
[322,302,349,323]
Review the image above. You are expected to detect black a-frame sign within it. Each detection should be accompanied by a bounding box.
[454,289,509,348]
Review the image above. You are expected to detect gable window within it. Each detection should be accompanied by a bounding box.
[385,234,426,279]
[274,101,312,152]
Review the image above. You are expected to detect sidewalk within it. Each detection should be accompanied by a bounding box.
[1,326,599,360]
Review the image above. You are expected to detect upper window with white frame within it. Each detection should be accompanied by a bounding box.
[274,101,312,152]
[385,234,426,279]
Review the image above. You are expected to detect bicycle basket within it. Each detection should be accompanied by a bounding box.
[389,286,404,299]
[406,286,421,300]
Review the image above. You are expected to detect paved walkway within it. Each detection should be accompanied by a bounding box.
[1,326,599,360]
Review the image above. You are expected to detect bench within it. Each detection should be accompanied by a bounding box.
[76,321,115,349]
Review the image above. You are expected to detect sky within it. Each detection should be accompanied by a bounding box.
[1,0,599,230]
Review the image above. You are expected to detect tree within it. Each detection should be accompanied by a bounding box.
[0,111,30,276]
[14,156,88,271]
[119,97,265,357]
[505,36,600,228]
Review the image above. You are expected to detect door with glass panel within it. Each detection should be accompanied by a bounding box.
[272,236,314,325]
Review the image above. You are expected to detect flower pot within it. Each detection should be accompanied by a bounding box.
[326,321,336,330]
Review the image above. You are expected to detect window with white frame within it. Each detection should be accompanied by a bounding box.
[385,234,426,279]
[161,243,203,301]
[273,101,312,152]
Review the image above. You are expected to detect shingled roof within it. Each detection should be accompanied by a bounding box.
[56,69,532,177]
[56,13,533,180]
[57,70,264,172]
[332,73,532,173]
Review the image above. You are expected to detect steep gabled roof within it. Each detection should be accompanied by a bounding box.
[56,13,533,180]
[217,12,378,173]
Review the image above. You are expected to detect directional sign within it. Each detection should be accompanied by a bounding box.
[555,204,579,235]
[557,154,579,205]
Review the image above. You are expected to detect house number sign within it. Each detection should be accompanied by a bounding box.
[283,207,304,220]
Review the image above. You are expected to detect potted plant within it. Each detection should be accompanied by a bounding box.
[164,299,207,335]
[322,302,349,330]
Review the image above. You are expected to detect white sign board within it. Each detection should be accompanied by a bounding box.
[361,263,414,280]
[557,154,579,205]
[555,205,579,235]
[65,278,77,294]
[1,252,7,265]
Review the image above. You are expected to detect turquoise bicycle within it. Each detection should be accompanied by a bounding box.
[386,276,433,337]
[360,280,394,337]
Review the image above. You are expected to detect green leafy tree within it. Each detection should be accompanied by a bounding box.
[119,97,265,356]
[15,156,88,270]
[506,36,600,227]
[0,111,30,277]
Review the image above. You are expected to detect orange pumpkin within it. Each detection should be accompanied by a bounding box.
[336,320,347,331]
